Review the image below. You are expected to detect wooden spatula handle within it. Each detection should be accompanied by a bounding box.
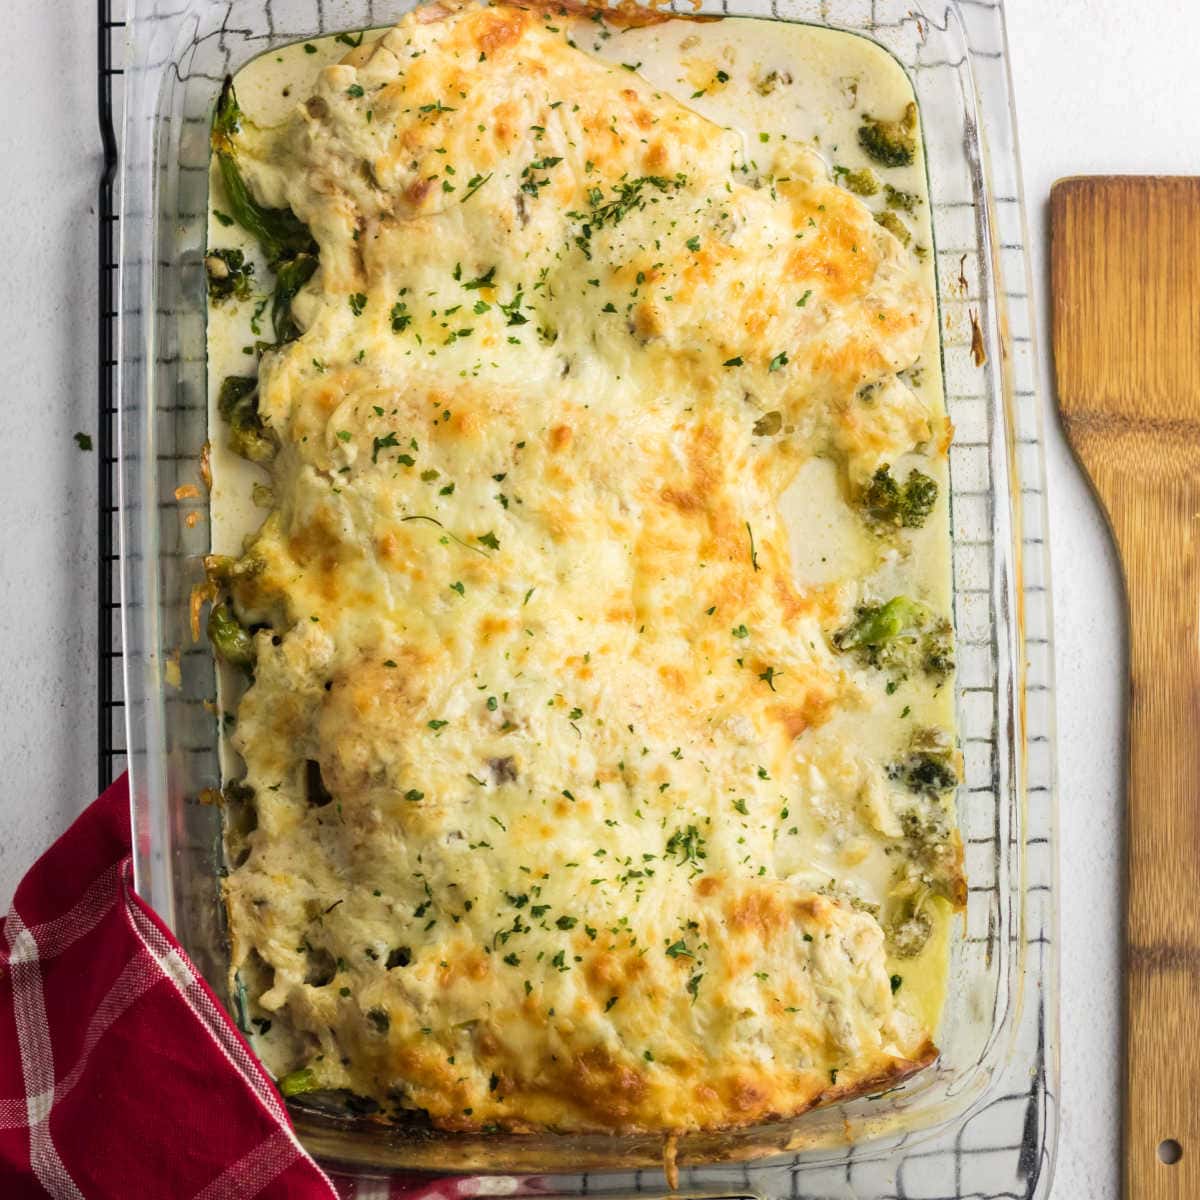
[1051,175,1200,1198]
[1101,456,1200,1197]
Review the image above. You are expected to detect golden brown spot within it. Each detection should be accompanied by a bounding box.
[633,302,665,339]
[730,1075,768,1114]
[473,7,529,57]
[405,177,434,207]
[549,423,572,452]
[660,487,703,513]
[585,952,624,989]
[696,876,722,898]
[452,407,485,438]
[644,140,668,171]
[772,704,815,738]
[657,664,686,691]
[724,888,788,938]
[477,615,513,643]
[439,948,491,986]
[377,532,403,566]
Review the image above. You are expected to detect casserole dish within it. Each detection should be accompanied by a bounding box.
[115,0,1058,1195]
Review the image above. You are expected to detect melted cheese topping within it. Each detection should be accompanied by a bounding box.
[215,1,960,1134]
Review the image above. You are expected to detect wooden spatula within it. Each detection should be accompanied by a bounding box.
[1051,176,1200,1198]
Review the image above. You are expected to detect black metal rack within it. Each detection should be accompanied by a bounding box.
[98,0,123,792]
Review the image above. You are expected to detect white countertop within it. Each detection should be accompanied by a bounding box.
[6,1,1199,1194]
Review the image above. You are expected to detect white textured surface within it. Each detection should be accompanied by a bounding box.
[0,2,103,885]
[5,1,1200,1194]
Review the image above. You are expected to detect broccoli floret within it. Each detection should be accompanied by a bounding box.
[833,595,954,680]
[884,182,919,213]
[833,164,879,197]
[277,1067,319,1097]
[211,78,318,344]
[858,102,918,168]
[891,752,958,796]
[270,252,318,345]
[217,375,274,463]
[875,210,911,247]
[205,248,255,304]
[754,69,791,96]
[886,907,932,958]
[207,601,255,668]
[861,464,938,529]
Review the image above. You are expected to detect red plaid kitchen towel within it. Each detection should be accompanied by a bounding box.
[0,773,491,1200]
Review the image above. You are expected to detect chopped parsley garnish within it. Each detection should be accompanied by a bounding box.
[723,356,743,367]
[371,432,400,462]
[758,665,781,691]
[768,350,789,371]
[665,824,706,865]
[499,290,528,326]
[462,172,493,202]
[463,266,496,290]
[519,156,563,197]
[349,292,367,316]
[477,531,501,551]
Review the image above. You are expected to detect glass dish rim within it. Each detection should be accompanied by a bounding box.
[115,0,1060,1189]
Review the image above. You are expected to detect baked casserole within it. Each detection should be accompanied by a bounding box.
[203,0,964,1140]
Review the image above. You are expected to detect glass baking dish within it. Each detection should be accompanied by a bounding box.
[115,0,1058,1195]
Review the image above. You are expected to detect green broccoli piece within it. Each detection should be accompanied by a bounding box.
[858,101,918,168]
[211,77,318,344]
[875,210,911,246]
[833,595,953,680]
[211,79,315,268]
[833,164,879,197]
[270,252,319,345]
[217,375,274,463]
[205,248,255,304]
[203,553,262,588]
[277,1067,319,1097]
[207,601,255,668]
[884,182,920,213]
[892,744,955,792]
[886,906,932,958]
[861,464,938,529]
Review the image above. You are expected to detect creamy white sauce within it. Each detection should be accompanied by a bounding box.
[207,12,955,1036]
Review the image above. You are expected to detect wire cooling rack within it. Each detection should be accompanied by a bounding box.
[99,0,126,793]
[99,0,1058,1195]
